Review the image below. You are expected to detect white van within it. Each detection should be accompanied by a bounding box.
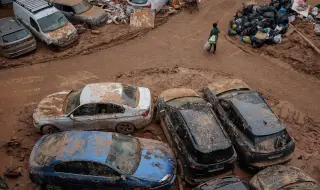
[13,0,79,50]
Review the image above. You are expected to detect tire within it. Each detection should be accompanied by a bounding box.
[41,125,60,135]
[116,123,135,135]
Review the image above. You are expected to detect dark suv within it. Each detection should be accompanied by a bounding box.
[204,79,295,170]
[194,176,249,190]
[155,88,237,185]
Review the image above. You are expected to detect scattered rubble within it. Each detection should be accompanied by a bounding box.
[3,166,22,178]
[3,137,30,162]
[130,9,156,28]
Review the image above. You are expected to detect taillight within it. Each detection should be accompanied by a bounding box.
[142,110,149,117]
[144,3,151,8]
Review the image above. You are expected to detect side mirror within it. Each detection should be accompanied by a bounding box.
[159,110,165,117]
[70,114,74,119]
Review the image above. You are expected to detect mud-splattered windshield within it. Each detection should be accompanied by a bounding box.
[65,87,83,113]
[106,134,141,174]
[2,29,28,43]
[167,97,206,108]
[73,0,93,14]
[38,12,67,33]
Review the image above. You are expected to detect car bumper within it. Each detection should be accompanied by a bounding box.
[151,175,176,190]
[133,111,153,129]
[247,152,293,170]
[3,42,36,58]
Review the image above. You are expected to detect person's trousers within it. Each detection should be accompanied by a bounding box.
[208,43,217,52]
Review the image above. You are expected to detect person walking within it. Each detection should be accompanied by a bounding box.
[208,23,220,54]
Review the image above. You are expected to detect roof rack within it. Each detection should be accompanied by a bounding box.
[13,0,53,14]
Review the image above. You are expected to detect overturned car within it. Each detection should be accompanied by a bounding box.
[204,79,295,170]
[155,88,237,185]
[250,165,320,190]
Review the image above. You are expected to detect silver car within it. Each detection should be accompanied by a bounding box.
[0,17,36,58]
[33,83,152,135]
[51,0,108,28]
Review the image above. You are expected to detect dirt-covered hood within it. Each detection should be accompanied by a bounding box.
[33,91,71,120]
[46,22,76,41]
[80,6,106,20]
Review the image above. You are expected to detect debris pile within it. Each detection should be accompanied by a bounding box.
[3,137,30,162]
[228,0,320,48]
[90,0,129,24]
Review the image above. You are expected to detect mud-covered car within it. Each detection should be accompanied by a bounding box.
[155,88,237,185]
[51,0,108,28]
[29,131,176,190]
[204,79,295,170]
[194,176,249,190]
[33,83,152,135]
[250,165,320,190]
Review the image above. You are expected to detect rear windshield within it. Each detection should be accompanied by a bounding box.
[122,84,139,107]
[194,146,234,165]
[73,0,93,14]
[167,97,206,108]
[129,0,148,4]
[38,12,67,33]
[2,29,28,43]
[65,87,83,113]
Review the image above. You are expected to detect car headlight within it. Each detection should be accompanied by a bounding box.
[158,174,173,184]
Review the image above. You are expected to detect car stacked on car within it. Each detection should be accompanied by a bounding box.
[28,80,319,190]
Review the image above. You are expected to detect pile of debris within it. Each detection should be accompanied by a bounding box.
[90,0,129,24]
[228,0,320,48]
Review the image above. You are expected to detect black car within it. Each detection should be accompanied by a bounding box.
[250,165,320,190]
[204,79,295,170]
[155,88,237,185]
[194,176,249,190]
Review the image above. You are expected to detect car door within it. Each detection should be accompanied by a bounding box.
[29,17,42,40]
[71,104,98,130]
[95,103,126,131]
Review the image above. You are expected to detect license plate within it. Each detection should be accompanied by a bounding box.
[268,154,283,159]
[209,166,224,173]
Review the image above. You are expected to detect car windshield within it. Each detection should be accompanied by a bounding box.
[37,12,67,33]
[254,130,286,145]
[65,87,83,113]
[129,0,148,4]
[2,29,28,43]
[72,0,93,14]
[167,97,206,108]
[122,84,140,107]
[106,133,141,175]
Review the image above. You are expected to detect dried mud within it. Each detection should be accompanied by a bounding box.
[0,67,319,189]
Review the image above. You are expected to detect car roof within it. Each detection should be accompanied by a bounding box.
[208,79,250,96]
[0,17,25,36]
[52,0,82,6]
[80,83,137,106]
[160,88,200,102]
[227,91,284,136]
[178,105,231,152]
[33,131,113,165]
[33,6,60,20]
[250,165,318,190]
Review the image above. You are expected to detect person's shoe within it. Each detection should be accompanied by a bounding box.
[213,51,216,54]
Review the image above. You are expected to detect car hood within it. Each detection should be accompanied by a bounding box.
[46,22,76,41]
[33,91,71,120]
[133,138,176,182]
[80,6,106,19]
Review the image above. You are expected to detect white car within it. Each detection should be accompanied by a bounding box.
[126,0,169,13]
[33,83,152,135]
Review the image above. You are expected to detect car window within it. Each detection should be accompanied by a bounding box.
[72,0,92,14]
[106,133,141,175]
[30,18,39,32]
[62,5,74,13]
[169,110,181,131]
[129,0,148,4]
[2,29,28,43]
[55,161,89,175]
[87,162,119,177]
[73,104,97,116]
[65,87,83,114]
[176,124,186,140]
[97,104,125,114]
[37,11,67,33]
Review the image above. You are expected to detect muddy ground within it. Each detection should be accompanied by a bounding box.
[0,0,319,189]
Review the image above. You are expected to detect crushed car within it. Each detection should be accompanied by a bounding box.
[194,176,249,190]
[0,17,36,58]
[204,79,295,170]
[50,0,108,28]
[13,0,79,51]
[29,131,176,190]
[250,165,320,190]
[154,88,237,185]
[33,83,152,135]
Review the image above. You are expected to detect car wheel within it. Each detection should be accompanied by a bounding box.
[116,123,135,135]
[41,125,60,135]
